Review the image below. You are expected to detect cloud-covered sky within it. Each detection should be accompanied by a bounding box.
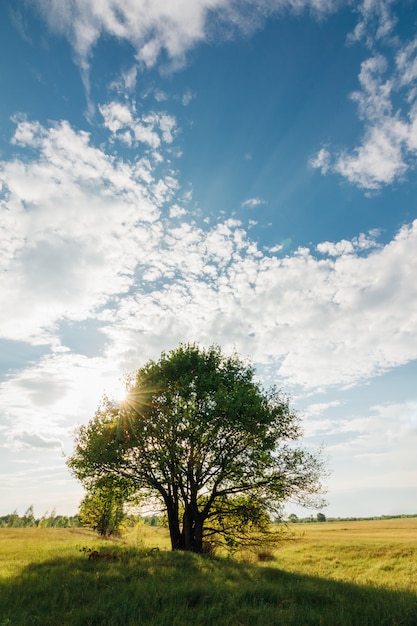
[1,0,416,518]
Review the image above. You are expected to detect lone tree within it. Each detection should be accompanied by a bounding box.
[78,482,127,537]
[68,343,325,552]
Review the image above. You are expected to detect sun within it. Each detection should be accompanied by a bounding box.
[104,378,130,405]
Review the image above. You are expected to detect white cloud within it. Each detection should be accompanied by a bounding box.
[334,121,407,189]
[331,53,409,188]
[299,397,417,512]
[29,1,417,193]
[304,400,342,418]
[348,0,397,46]
[327,400,417,488]
[99,102,177,150]
[109,66,138,93]
[310,147,330,174]
[99,101,133,132]
[0,115,173,344]
[317,232,379,256]
[396,38,417,88]
[2,111,417,399]
[313,25,417,189]
[182,89,194,106]
[267,243,283,253]
[99,218,417,390]
[169,204,187,218]
[14,432,63,449]
[31,0,338,77]
[241,197,267,208]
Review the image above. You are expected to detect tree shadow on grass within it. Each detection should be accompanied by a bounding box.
[0,547,416,626]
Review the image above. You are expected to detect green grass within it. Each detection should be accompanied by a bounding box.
[0,520,416,625]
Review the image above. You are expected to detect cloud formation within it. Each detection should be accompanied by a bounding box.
[99,102,177,148]
[27,1,416,192]
[313,8,417,189]
[241,197,267,208]
[348,0,397,46]
[0,113,176,344]
[30,0,338,84]
[2,112,417,396]
[307,398,417,494]
[14,431,63,449]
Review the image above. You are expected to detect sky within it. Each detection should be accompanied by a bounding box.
[0,0,416,519]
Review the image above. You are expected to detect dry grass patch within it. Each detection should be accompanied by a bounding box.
[274,518,417,591]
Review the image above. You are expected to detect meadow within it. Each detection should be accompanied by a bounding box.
[0,518,416,625]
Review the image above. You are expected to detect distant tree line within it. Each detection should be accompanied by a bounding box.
[288,513,326,523]
[0,506,81,528]
[0,504,164,531]
[287,513,417,523]
[3,506,415,531]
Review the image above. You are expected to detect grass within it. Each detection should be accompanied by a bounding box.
[0,519,416,625]
[272,518,417,592]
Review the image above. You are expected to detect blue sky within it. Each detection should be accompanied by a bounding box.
[1,0,416,518]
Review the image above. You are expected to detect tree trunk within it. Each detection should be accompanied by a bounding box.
[180,507,204,553]
[165,496,206,553]
[193,516,204,553]
[165,498,183,550]
[182,507,194,551]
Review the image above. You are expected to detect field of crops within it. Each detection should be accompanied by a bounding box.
[0,518,416,625]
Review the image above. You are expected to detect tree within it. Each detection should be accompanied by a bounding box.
[78,483,127,536]
[68,343,325,553]
[38,509,57,528]
[288,513,299,523]
[22,505,36,527]
[7,510,22,528]
[317,512,326,522]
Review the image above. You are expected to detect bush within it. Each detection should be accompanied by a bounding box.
[256,550,275,562]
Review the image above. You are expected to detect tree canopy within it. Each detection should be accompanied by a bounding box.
[68,343,325,552]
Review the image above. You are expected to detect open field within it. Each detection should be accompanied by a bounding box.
[274,518,417,592]
[0,519,416,625]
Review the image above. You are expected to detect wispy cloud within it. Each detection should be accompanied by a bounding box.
[109,66,138,93]
[14,431,63,449]
[241,197,267,208]
[29,0,338,112]
[182,89,194,106]
[348,0,397,46]
[313,14,417,189]
[328,400,417,489]
[304,400,342,418]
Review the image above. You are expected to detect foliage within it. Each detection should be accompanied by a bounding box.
[0,507,80,529]
[68,343,326,552]
[78,483,127,537]
[201,494,284,555]
[21,505,36,527]
[3,510,22,528]
[141,514,163,527]
[317,512,327,522]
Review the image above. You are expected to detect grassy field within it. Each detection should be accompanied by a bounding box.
[0,519,416,625]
